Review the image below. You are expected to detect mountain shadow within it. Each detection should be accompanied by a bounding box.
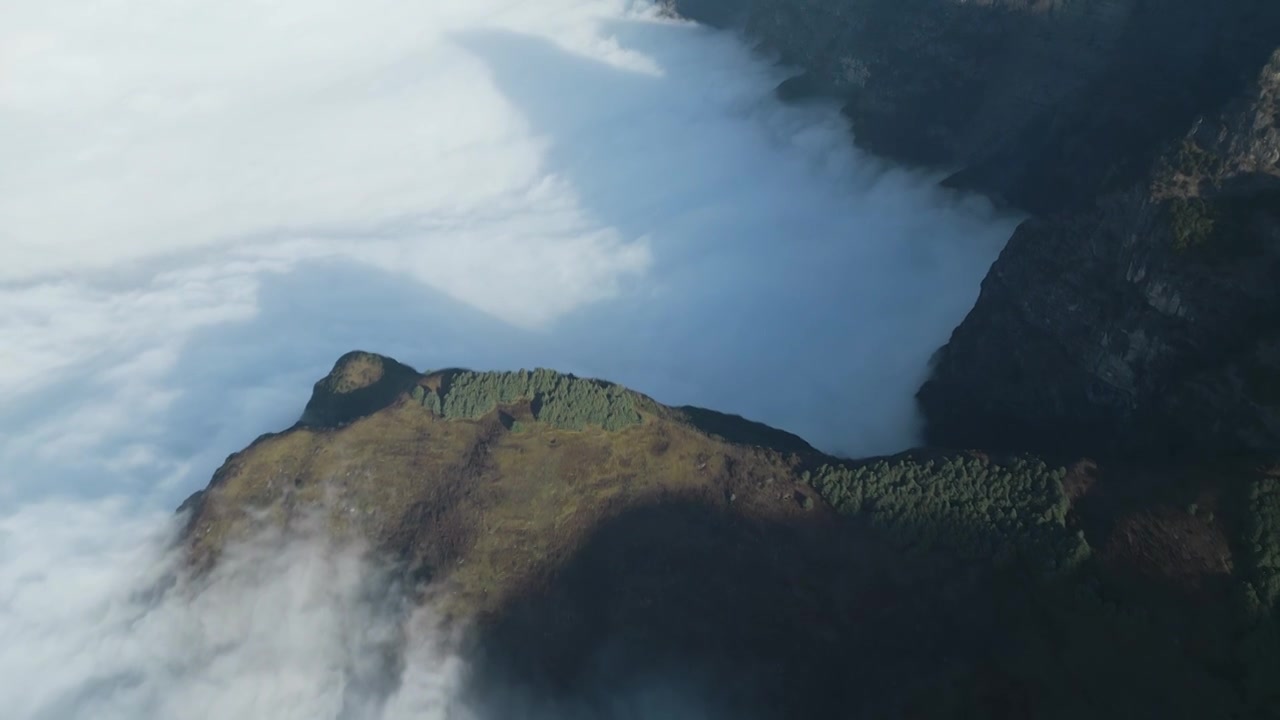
[458,485,1271,720]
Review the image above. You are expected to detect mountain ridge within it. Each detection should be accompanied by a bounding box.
[180,351,1280,717]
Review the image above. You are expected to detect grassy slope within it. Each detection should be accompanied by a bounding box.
[182,352,1280,717]
[186,355,818,618]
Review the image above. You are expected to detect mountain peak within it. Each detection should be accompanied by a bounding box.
[299,351,422,428]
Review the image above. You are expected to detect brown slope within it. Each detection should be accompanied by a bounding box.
[180,352,1280,718]
[181,352,824,619]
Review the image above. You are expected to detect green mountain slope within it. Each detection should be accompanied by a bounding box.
[181,352,1280,718]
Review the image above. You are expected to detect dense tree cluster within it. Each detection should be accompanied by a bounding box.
[1169,197,1217,252]
[808,454,1280,715]
[1171,138,1222,180]
[811,455,1091,576]
[410,369,643,431]
[1243,473,1280,616]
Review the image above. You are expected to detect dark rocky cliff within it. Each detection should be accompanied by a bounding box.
[669,0,1280,458]
[670,0,1280,213]
[920,50,1280,457]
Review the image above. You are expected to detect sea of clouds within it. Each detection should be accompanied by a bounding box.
[0,0,1016,716]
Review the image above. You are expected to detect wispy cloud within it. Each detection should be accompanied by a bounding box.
[0,501,477,720]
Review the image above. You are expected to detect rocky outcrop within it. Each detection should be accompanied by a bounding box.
[919,51,1280,457]
[670,0,1280,213]
[299,351,422,427]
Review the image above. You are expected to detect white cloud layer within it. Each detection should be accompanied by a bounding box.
[0,502,476,720]
[0,0,1016,716]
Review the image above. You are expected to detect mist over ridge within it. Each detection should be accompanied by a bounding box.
[0,1,1017,717]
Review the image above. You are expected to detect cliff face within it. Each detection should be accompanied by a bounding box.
[920,51,1280,457]
[671,0,1280,213]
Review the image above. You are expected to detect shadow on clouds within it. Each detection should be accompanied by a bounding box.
[451,25,1016,458]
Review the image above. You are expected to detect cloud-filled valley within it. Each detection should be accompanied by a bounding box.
[0,0,1016,716]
